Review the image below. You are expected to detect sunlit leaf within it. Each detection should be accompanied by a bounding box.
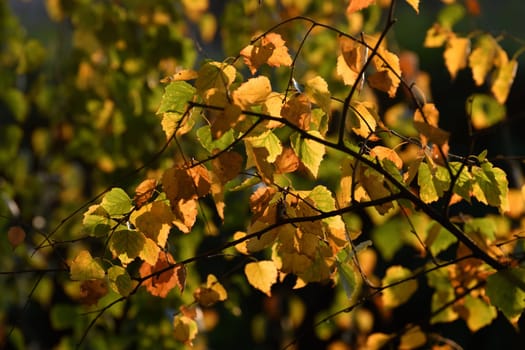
[444,35,470,79]
[245,130,283,163]
[233,76,272,108]
[381,266,418,308]
[400,326,426,349]
[101,188,132,217]
[304,76,331,115]
[336,36,367,87]
[131,201,174,248]
[418,162,450,203]
[156,81,195,115]
[459,295,497,331]
[468,34,498,86]
[423,24,450,48]
[491,59,518,104]
[70,250,105,281]
[162,164,211,202]
[346,0,376,14]
[139,252,180,298]
[348,101,378,139]
[194,274,228,306]
[173,314,198,346]
[275,147,300,174]
[468,93,506,129]
[370,146,403,169]
[134,178,157,208]
[280,93,312,130]
[108,266,136,297]
[471,161,509,213]
[486,267,525,319]
[109,229,146,265]
[244,260,278,297]
[404,0,420,13]
[240,32,292,74]
[196,125,236,153]
[291,131,326,178]
[369,45,401,97]
[195,61,236,96]
[79,279,108,306]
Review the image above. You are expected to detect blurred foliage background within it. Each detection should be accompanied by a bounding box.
[1,0,525,349]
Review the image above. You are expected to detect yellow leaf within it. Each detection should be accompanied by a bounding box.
[131,201,174,248]
[233,76,272,108]
[370,145,403,169]
[423,24,450,48]
[160,69,198,83]
[133,178,157,209]
[381,265,418,308]
[369,45,401,97]
[491,59,517,104]
[304,76,332,115]
[405,0,419,13]
[346,0,376,14]
[194,274,228,306]
[195,61,236,96]
[70,250,105,281]
[139,237,161,266]
[172,198,198,233]
[347,101,378,139]
[162,164,211,202]
[336,36,367,86]
[400,326,426,349]
[444,36,471,79]
[244,260,278,296]
[468,35,498,86]
[366,333,393,350]
[240,32,292,74]
[173,315,198,346]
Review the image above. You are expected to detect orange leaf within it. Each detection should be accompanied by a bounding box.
[131,201,174,248]
[370,46,401,97]
[162,164,211,203]
[210,103,242,139]
[337,36,367,86]
[134,178,157,208]
[444,36,471,79]
[172,198,198,233]
[79,279,108,306]
[139,252,182,297]
[240,32,292,74]
[346,0,376,14]
[280,93,312,130]
[275,147,300,174]
[7,226,26,248]
[370,146,403,169]
[211,150,243,184]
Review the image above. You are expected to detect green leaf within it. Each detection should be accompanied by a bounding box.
[427,268,458,324]
[372,218,405,261]
[82,205,112,237]
[437,3,465,29]
[468,94,506,129]
[463,295,497,331]
[196,125,235,153]
[304,76,331,116]
[245,130,282,163]
[305,185,344,230]
[486,268,525,319]
[450,162,472,202]
[51,304,78,330]
[109,230,146,264]
[427,223,457,256]
[471,161,509,213]
[336,258,358,300]
[464,217,496,241]
[381,266,418,308]
[156,81,195,115]
[101,188,132,216]
[108,266,135,297]
[418,162,450,203]
[291,131,325,177]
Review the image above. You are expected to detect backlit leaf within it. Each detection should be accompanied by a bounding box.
[336,36,367,87]
[79,279,108,306]
[346,0,376,14]
[195,61,236,96]
[491,59,517,104]
[162,164,211,203]
[348,101,378,139]
[275,147,300,174]
[196,125,236,153]
[418,162,451,203]
[101,188,132,217]
[172,198,198,233]
[459,295,497,331]
[281,93,312,131]
[444,35,470,79]
[486,267,525,319]
[369,45,401,97]
[468,93,506,129]
[381,265,418,308]
[291,131,326,178]
[139,252,180,298]
[108,266,136,297]
[423,24,449,48]
[82,204,112,236]
[304,76,331,115]
[336,250,359,299]
[233,76,272,108]
[194,274,228,306]
[240,32,292,74]
[405,0,420,13]
[468,34,498,86]
[133,178,157,208]
[131,201,174,248]
[109,229,146,265]
[173,315,198,346]
[70,250,105,281]
[211,150,243,184]
[471,161,509,213]
[370,146,403,169]
[245,130,282,163]
[245,260,278,296]
[156,81,195,115]
[400,326,426,349]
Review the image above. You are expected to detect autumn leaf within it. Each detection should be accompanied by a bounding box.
[139,252,182,298]
[370,146,403,169]
[173,314,198,346]
[193,274,228,307]
[7,226,25,248]
[491,59,518,104]
[172,198,198,233]
[211,150,243,184]
[233,76,272,108]
[79,279,108,306]
[444,35,471,79]
[486,268,525,319]
[133,178,157,208]
[109,229,146,265]
[275,147,300,174]
[195,61,236,96]
[156,81,195,115]
[244,260,278,297]
[468,34,498,86]
[418,162,451,203]
[160,69,198,83]
[405,0,419,13]
[381,265,418,308]
[70,250,105,281]
[304,76,331,115]
[368,41,401,97]
[240,32,292,74]
[245,130,283,163]
[423,24,450,48]
[131,201,174,248]
[210,102,242,139]
[457,295,497,331]
[162,164,211,203]
[290,131,326,178]
[347,101,378,139]
[101,188,132,217]
[469,93,506,129]
[280,93,312,130]
[346,0,376,14]
[108,266,136,297]
[337,36,367,87]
